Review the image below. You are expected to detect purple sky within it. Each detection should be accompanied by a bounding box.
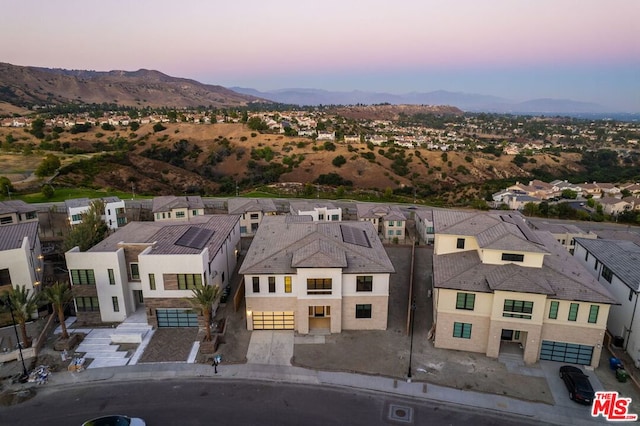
[2,0,639,111]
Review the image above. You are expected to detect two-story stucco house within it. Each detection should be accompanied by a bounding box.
[414,208,434,244]
[65,215,240,327]
[104,197,127,230]
[573,238,640,367]
[227,198,277,237]
[289,201,342,222]
[432,210,616,368]
[0,200,39,226]
[240,215,395,334]
[0,222,43,295]
[528,220,597,254]
[65,198,92,226]
[152,196,205,222]
[356,203,406,243]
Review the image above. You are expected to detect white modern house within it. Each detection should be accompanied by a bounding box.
[289,201,342,222]
[240,215,395,333]
[65,198,92,226]
[573,238,640,367]
[65,215,240,326]
[104,197,127,230]
[0,222,43,295]
[227,198,277,237]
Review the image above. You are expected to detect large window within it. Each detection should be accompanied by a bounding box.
[70,269,95,285]
[268,276,276,293]
[501,253,524,262]
[588,305,599,324]
[130,263,140,280]
[568,303,579,321]
[177,274,202,290]
[112,296,120,312]
[75,296,99,312]
[356,276,373,292]
[250,213,259,220]
[601,266,613,283]
[503,299,533,319]
[307,278,332,295]
[355,304,372,318]
[309,306,330,317]
[453,322,472,339]
[176,211,185,218]
[108,269,115,285]
[0,268,12,286]
[284,276,292,293]
[71,214,82,222]
[252,277,260,293]
[149,273,156,290]
[456,238,465,249]
[548,301,559,319]
[456,292,475,310]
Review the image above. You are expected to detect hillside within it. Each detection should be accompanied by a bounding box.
[0,62,267,109]
[0,122,584,204]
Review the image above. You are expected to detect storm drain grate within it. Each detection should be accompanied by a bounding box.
[388,404,413,423]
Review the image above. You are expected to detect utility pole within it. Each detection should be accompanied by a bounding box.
[131,183,135,200]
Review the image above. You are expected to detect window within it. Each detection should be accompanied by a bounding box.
[568,303,579,321]
[397,221,403,226]
[584,251,589,261]
[307,278,332,295]
[388,230,394,236]
[548,301,559,319]
[130,263,140,280]
[192,210,198,216]
[396,230,402,235]
[75,296,99,312]
[70,269,95,285]
[0,268,11,286]
[309,306,330,317]
[356,276,373,292]
[117,217,127,226]
[601,266,613,283]
[503,299,534,319]
[250,213,259,220]
[268,276,276,293]
[177,274,202,290]
[0,216,13,225]
[252,277,260,293]
[112,297,119,312]
[240,226,247,234]
[284,276,292,293]
[570,239,575,246]
[71,214,82,222]
[176,211,185,218]
[355,304,372,318]
[149,273,156,290]
[588,305,599,323]
[388,221,394,227]
[318,214,324,220]
[456,238,465,249]
[501,253,524,262]
[251,223,259,232]
[108,269,115,285]
[331,214,339,221]
[25,211,37,220]
[453,322,472,339]
[594,259,599,271]
[456,292,475,310]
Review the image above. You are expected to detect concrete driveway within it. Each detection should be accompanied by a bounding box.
[246,331,294,365]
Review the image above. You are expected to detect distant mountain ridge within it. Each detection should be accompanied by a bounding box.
[231,87,608,115]
[0,62,267,108]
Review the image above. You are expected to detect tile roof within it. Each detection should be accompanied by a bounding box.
[0,221,39,251]
[152,196,204,213]
[227,198,277,215]
[0,200,36,215]
[64,198,91,209]
[356,203,405,221]
[239,215,394,275]
[575,238,640,291]
[87,215,239,261]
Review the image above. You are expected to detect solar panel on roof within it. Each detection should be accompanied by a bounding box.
[340,225,371,248]
[175,226,214,250]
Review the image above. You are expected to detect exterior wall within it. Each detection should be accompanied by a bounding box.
[434,311,491,353]
[68,205,90,226]
[144,297,196,329]
[0,212,19,225]
[540,323,606,368]
[139,252,206,300]
[415,216,434,244]
[342,295,387,330]
[479,249,545,268]
[382,220,406,242]
[239,210,264,236]
[434,234,480,255]
[245,296,297,331]
[104,200,126,230]
[0,235,43,295]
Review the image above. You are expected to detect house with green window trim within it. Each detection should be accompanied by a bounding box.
[432,210,617,368]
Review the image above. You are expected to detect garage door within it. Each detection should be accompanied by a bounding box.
[540,340,593,365]
[157,308,198,327]
[252,311,294,330]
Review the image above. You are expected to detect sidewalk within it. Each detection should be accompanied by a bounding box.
[26,361,608,426]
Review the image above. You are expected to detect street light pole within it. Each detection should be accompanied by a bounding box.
[407,299,416,383]
[2,296,28,378]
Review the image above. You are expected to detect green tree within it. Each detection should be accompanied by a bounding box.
[188,284,220,342]
[35,154,61,177]
[153,123,166,132]
[30,118,46,139]
[247,117,268,132]
[42,184,54,199]
[522,202,539,217]
[332,155,346,168]
[4,285,40,348]
[63,200,109,251]
[0,176,14,196]
[336,186,345,198]
[43,282,73,340]
[561,189,578,199]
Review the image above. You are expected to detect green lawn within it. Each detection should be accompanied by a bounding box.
[14,188,142,203]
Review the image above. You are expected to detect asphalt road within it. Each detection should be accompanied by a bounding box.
[0,380,544,426]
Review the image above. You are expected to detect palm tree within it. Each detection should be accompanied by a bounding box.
[189,284,220,342]
[43,281,73,340]
[6,285,40,348]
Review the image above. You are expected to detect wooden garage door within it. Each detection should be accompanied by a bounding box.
[253,311,294,330]
[539,340,593,365]
[157,308,198,327]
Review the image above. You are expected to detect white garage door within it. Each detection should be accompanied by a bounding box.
[252,311,294,330]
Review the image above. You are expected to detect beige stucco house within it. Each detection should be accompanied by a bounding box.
[432,210,616,368]
[227,198,277,237]
[356,203,406,242]
[152,196,205,222]
[240,215,394,334]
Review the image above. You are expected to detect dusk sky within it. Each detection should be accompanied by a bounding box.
[3,0,639,111]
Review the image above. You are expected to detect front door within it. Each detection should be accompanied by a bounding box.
[501,329,514,341]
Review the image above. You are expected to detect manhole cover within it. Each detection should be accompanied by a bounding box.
[388,404,413,423]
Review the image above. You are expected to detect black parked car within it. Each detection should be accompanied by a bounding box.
[559,365,595,405]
